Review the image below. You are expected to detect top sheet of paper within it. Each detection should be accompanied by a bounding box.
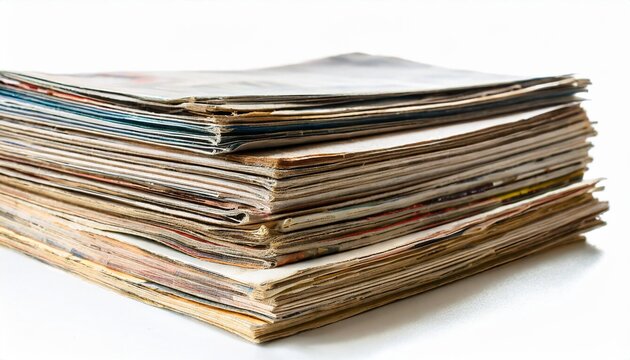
[3,53,528,101]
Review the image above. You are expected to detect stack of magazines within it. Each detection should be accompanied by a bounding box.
[0,53,607,342]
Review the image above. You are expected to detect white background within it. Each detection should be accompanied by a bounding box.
[1,0,629,359]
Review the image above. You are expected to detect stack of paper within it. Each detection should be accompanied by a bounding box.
[0,53,607,342]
